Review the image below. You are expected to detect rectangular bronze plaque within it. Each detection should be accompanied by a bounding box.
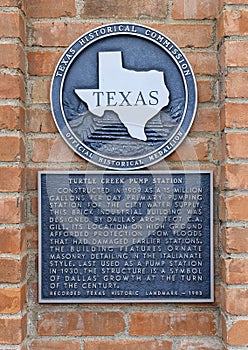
[39,171,213,303]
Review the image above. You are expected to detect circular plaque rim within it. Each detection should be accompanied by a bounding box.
[50,23,197,170]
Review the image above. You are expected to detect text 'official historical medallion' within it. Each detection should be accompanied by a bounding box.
[51,23,197,170]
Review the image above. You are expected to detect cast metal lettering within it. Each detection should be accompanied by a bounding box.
[39,171,213,303]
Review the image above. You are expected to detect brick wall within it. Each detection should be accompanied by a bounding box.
[218,0,248,348]
[0,0,247,349]
[0,0,27,349]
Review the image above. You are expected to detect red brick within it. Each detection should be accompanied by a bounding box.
[38,312,125,336]
[0,167,25,192]
[221,195,248,221]
[197,79,213,102]
[130,312,217,336]
[28,51,62,76]
[0,228,26,254]
[0,197,24,224]
[222,287,248,315]
[31,137,81,163]
[217,12,225,41]
[0,315,27,344]
[222,258,248,284]
[0,256,27,283]
[151,23,213,48]
[191,107,218,132]
[221,164,248,190]
[226,72,248,98]
[31,22,98,47]
[221,315,228,344]
[26,225,38,249]
[31,196,38,216]
[212,137,221,161]
[0,0,26,12]
[0,74,25,101]
[167,311,217,336]
[0,285,26,314]
[30,340,81,350]
[186,51,218,75]
[0,44,25,72]
[0,105,25,131]
[226,320,248,345]
[130,312,169,335]
[30,78,50,103]
[177,339,222,350]
[167,137,210,162]
[219,9,248,38]
[28,281,38,307]
[0,12,25,43]
[82,0,168,18]
[221,103,248,129]
[85,340,172,350]
[224,133,248,159]
[22,0,27,14]
[0,136,25,161]
[172,0,217,19]
[214,283,221,307]
[219,195,227,221]
[27,0,76,18]
[27,108,57,133]
[219,43,226,70]
[32,22,213,48]
[222,227,248,253]
[224,41,248,67]
[26,167,39,190]
[0,0,20,5]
